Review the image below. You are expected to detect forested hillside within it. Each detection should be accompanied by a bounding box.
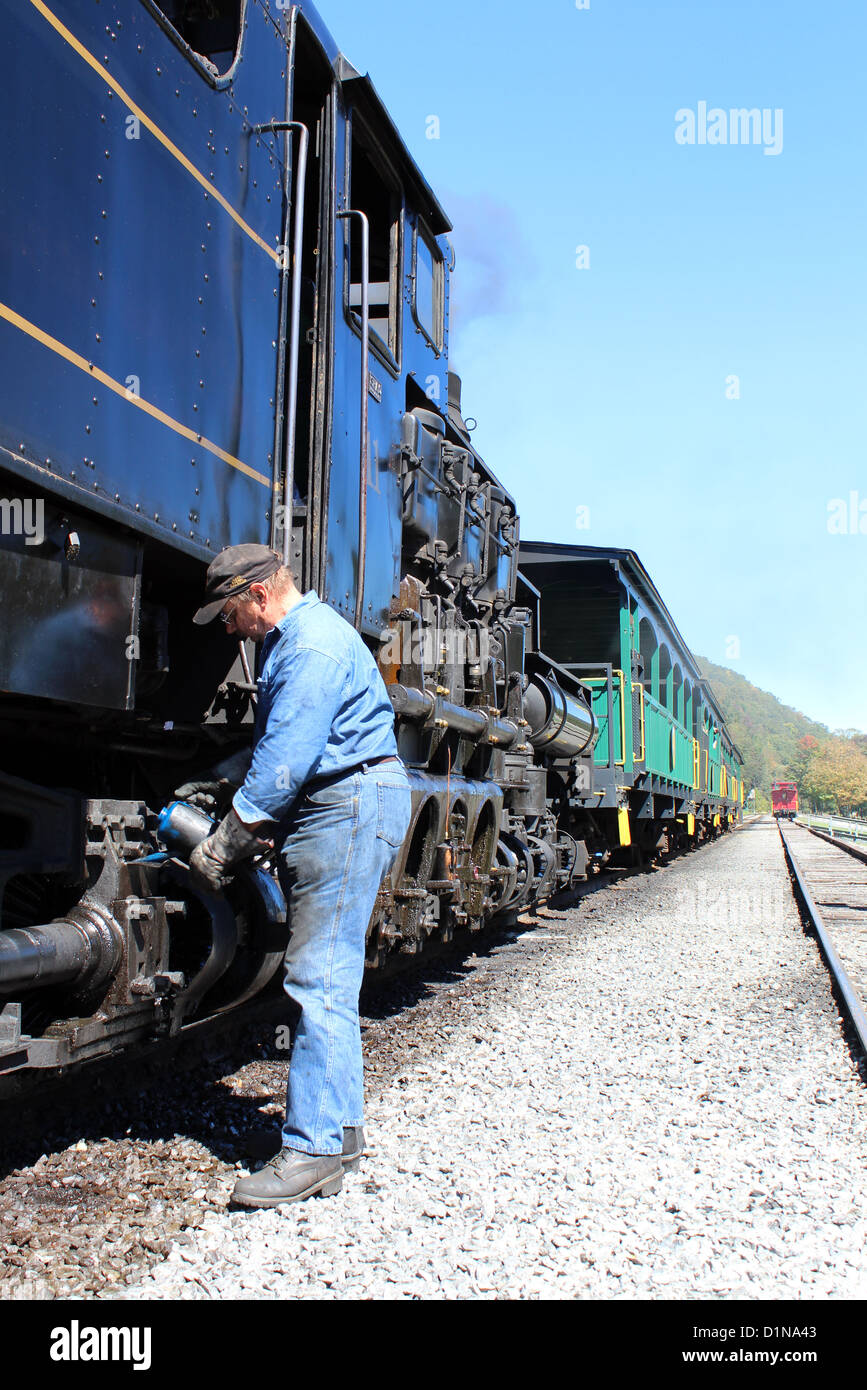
[695,659,867,814]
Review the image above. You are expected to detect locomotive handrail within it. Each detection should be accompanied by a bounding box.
[337,208,371,629]
[251,117,310,567]
[282,121,309,570]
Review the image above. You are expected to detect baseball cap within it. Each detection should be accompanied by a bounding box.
[193,544,283,625]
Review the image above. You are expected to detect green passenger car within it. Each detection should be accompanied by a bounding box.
[519,543,743,859]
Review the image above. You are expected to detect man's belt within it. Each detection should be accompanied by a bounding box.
[305,756,401,795]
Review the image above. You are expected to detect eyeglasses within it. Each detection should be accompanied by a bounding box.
[219,585,261,625]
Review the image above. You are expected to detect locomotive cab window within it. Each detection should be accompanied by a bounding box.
[346,120,401,366]
[412,221,444,352]
[149,1,244,77]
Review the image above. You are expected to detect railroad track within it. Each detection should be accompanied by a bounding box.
[778,819,867,1060]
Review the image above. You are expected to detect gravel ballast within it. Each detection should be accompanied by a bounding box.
[97,817,867,1300]
[3,817,866,1300]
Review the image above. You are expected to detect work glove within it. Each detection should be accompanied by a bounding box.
[188,811,272,894]
[175,748,254,816]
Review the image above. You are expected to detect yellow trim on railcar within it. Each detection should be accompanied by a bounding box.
[0,301,271,488]
[28,0,280,264]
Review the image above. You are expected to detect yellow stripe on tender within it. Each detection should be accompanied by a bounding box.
[29,0,279,264]
[0,301,270,488]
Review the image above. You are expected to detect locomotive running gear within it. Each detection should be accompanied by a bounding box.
[192,544,283,625]
[232,591,399,826]
[188,810,271,894]
[231,1150,344,1208]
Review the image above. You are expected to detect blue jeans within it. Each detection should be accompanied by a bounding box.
[276,764,412,1155]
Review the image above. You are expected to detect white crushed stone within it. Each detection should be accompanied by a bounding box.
[117,819,867,1300]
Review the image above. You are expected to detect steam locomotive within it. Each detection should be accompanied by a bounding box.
[0,0,743,1090]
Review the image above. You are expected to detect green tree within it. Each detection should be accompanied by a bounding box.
[696,658,830,805]
[803,738,867,815]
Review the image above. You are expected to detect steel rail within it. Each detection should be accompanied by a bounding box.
[801,823,867,868]
[778,820,867,1058]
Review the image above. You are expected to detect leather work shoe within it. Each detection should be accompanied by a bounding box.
[231,1150,343,1208]
[242,1125,366,1172]
[341,1125,365,1172]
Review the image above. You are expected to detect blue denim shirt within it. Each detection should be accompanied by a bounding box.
[233,592,398,825]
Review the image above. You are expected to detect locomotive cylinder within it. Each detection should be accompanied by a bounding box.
[523,674,597,759]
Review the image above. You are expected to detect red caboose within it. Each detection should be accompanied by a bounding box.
[772,781,799,819]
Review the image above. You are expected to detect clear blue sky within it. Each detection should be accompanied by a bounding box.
[320,0,866,732]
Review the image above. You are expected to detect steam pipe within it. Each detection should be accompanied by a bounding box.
[388,684,520,747]
[388,676,595,759]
